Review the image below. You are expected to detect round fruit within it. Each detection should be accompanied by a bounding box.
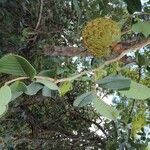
[82,18,121,57]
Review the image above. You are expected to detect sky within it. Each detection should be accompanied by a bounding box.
[141,0,149,4]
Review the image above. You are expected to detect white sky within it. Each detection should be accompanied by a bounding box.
[141,0,149,4]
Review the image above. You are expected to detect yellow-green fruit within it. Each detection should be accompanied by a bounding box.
[82,18,121,57]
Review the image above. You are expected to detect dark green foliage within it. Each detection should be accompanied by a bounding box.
[123,0,142,14]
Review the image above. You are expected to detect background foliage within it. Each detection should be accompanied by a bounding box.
[0,0,150,149]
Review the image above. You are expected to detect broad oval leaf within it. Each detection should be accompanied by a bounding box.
[36,79,58,90]
[38,69,56,78]
[59,81,73,96]
[0,54,36,79]
[42,86,52,97]
[11,92,23,101]
[10,81,27,100]
[119,81,150,100]
[131,21,150,38]
[25,82,43,96]
[97,75,131,90]
[73,92,95,107]
[0,105,8,117]
[93,98,119,120]
[10,81,27,93]
[0,85,12,106]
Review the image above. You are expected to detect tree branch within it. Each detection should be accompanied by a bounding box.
[44,38,150,57]
[44,46,89,56]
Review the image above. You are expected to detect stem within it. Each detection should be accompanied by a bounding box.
[4,76,55,86]
[4,77,29,86]
[34,76,55,82]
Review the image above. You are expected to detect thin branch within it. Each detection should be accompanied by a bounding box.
[4,77,29,86]
[121,29,132,35]
[27,30,62,36]
[77,113,107,137]
[35,0,44,30]
[35,75,55,82]
[4,76,54,86]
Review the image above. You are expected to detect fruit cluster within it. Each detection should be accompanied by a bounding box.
[82,18,121,57]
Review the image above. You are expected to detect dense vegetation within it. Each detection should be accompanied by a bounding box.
[0,0,150,149]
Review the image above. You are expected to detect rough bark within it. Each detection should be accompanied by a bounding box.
[43,38,150,57]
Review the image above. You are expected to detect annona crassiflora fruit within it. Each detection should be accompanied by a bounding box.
[82,18,121,57]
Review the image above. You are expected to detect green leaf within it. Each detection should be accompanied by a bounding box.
[25,82,43,96]
[59,81,73,96]
[119,81,150,100]
[38,69,56,78]
[93,98,119,120]
[10,81,27,100]
[97,75,131,90]
[42,86,52,97]
[73,92,95,107]
[11,92,23,101]
[10,81,27,93]
[0,105,8,117]
[0,54,36,78]
[132,21,150,38]
[36,79,58,90]
[0,85,12,106]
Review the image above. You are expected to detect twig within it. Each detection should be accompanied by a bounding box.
[4,76,55,86]
[35,75,55,82]
[77,113,107,137]
[121,29,131,35]
[35,0,44,30]
[4,77,29,86]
